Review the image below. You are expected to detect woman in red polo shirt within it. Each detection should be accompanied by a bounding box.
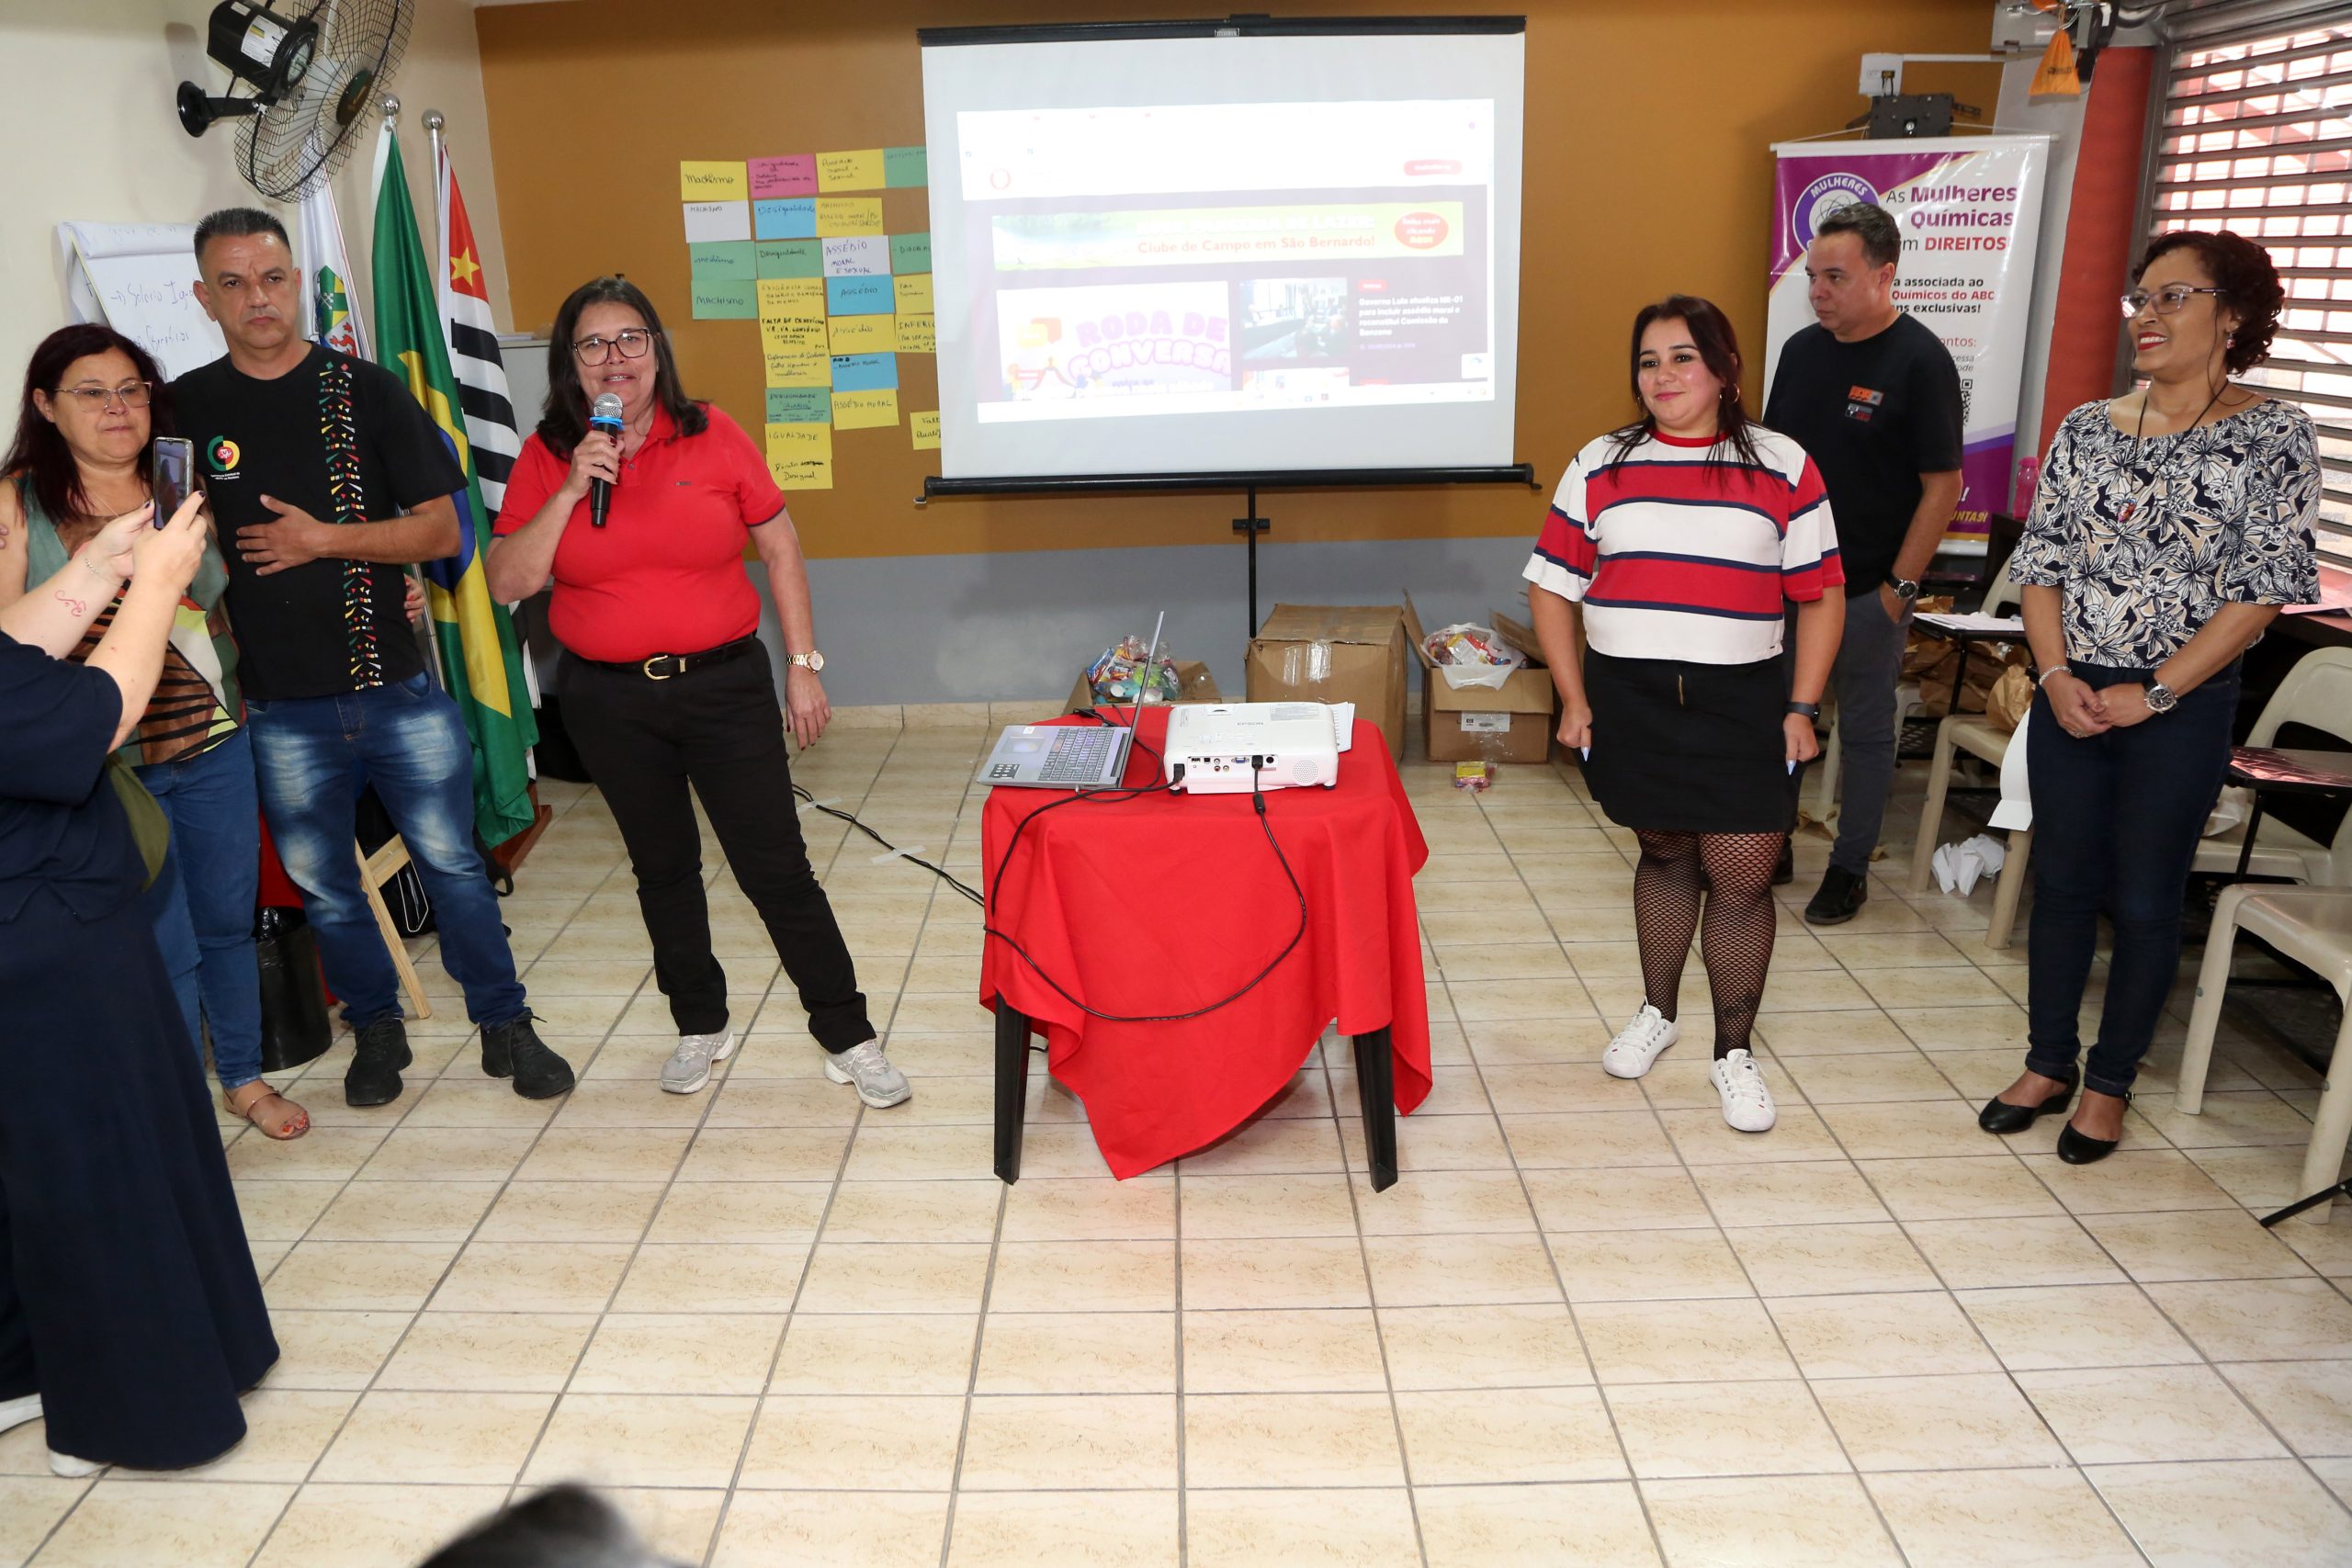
[486,276,909,1110]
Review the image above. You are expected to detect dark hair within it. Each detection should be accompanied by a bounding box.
[2136,229,2284,373]
[537,277,707,454]
[419,1484,676,1568]
[193,206,289,266]
[1815,201,1903,272]
[1608,295,1767,475]
[3,323,173,528]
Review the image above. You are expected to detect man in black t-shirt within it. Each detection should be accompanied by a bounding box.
[176,208,572,1108]
[1764,201,1964,926]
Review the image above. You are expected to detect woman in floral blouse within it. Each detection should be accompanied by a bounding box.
[1978,230,2320,1165]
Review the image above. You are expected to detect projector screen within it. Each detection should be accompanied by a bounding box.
[919,20,1526,486]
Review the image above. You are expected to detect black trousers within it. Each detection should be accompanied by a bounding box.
[559,646,872,1052]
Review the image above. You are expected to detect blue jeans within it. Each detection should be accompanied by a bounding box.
[138,728,264,1092]
[244,673,527,1031]
[2024,660,2241,1097]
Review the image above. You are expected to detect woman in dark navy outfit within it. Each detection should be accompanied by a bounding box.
[0,491,276,1474]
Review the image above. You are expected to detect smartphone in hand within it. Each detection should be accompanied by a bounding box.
[152,436,197,527]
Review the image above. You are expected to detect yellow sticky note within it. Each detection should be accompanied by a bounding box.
[827,314,896,354]
[831,389,899,430]
[911,412,941,450]
[816,150,887,192]
[814,197,885,236]
[679,161,749,201]
[894,312,935,355]
[762,316,829,388]
[766,423,833,490]
[757,277,827,320]
[892,274,933,314]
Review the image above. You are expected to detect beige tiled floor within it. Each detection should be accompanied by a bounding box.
[7,721,2352,1565]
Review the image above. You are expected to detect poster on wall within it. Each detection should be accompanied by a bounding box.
[56,222,223,381]
[1762,135,2050,550]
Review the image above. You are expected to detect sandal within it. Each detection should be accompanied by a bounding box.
[224,1083,311,1141]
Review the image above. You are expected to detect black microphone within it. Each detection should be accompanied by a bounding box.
[589,393,624,528]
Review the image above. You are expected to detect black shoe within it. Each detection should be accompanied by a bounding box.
[2057,1094,2131,1165]
[345,1017,413,1108]
[1978,1075,2076,1134]
[481,1010,575,1100]
[1771,838,1794,886]
[1803,864,1868,926]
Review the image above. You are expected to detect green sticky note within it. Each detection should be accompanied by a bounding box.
[890,232,930,276]
[754,240,821,279]
[885,146,929,188]
[766,387,831,424]
[690,279,756,320]
[688,241,755,281]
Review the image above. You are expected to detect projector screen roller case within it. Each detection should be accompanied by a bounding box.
[921,23,1526,483]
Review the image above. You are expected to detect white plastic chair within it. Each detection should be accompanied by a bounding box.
[1905,558,2030,947]
[2177,886,2352,1224]
[2189,646,2352,886]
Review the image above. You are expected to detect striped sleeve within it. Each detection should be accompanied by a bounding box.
[1522,450,1598,602]
[1780,452,1844,601]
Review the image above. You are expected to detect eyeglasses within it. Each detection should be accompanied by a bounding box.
[571,329,658,366]
[51,381,153,411]
[2120,285,2225,318]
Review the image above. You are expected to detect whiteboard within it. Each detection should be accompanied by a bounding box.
[58,222,225,380]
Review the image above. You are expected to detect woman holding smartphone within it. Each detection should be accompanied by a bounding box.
[0,324,309,1139]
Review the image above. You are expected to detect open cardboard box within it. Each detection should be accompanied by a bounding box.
[1403,593,1561,764]
[1065,660,1222,714]
[1245,603,1409,760]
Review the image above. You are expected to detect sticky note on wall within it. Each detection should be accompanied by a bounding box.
[824,276,893,316]
[885,147,928,188]
[890,233,931,276]
[761,318,830,386]
[749,154,817,199]
[689,241,755,281]
[892,274,933,314]
[894,313,935,354]
[753,198,817,241]
[817,150,886,191]
[831,389,899,429]
[690,280,755,320]
[758,278,826,320]
[830,353,897,391]
[767,388,831,424]
[827,314,895,354]
[683,201,751,243]
[754,241,821,279]
[814,198,885,236]
[680,161,749,201]
[822,236,890,277]
[911,412,941,449]
[766,423,832,491]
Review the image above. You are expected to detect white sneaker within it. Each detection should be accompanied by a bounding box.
[1601,1004,1679,1079]
[0,1393,37,1436]
[661,1028,739,1095]
[48,1450,101,1478]
[1711,1048,1778,1133]
[824,1040,912,1109]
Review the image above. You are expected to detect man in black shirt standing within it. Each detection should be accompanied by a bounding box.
[175,208,572,1107]
[1764,202,1964,925]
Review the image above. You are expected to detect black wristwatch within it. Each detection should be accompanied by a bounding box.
[1787,700,1822,718]
[1888,576,1920,602]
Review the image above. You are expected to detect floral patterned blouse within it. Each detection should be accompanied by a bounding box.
[2011,397,2321,667]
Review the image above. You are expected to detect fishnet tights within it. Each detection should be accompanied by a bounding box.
[1631,829,1784,1059]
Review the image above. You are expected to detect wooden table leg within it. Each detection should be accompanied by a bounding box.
[994,1001,1031,1184]
[1353,1026,1399,1192]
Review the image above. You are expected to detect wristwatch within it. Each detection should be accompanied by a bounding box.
[786,650,825,673]
[2145,682,2178,714]
[1888,576,1921,602]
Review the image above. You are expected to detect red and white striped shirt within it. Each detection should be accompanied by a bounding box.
[1522,426,1842,664]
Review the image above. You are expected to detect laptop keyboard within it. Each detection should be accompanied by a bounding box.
[1036,728,1119,784]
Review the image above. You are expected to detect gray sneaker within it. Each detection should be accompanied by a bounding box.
[823,1040,911,1108]
[661,1028,740,1095]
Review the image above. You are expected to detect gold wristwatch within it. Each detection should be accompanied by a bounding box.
[786,650,825,672]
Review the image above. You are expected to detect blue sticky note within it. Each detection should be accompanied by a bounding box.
[753,198,817,240]
[831,352,898,391]
[824,276,893,316]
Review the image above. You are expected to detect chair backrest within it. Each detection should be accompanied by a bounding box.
[2246,645,2352,748]
[1982,551,2023,617]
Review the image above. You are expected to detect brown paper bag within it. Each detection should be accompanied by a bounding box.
[1984,664,2033,733]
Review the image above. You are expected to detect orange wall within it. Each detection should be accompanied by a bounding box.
[475,0,2001,560]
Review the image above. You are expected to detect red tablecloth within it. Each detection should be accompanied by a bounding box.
[978,707,1431,1178]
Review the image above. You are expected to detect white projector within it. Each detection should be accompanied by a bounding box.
[1164,703,1343,794]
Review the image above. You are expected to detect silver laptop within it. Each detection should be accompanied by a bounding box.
[981,614,1163,790]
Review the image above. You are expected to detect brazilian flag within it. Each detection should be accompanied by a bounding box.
[370,129,538,847]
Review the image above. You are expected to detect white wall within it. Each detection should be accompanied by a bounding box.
[0,0,509,383]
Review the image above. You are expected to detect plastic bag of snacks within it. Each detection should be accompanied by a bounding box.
[1453,760,1494,793]
[1086,637,1183,705]
[1422,622,1527,690]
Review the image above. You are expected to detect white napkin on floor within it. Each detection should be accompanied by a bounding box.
[1933,833,2009,897]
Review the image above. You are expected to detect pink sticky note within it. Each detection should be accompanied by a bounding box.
[749,155,818,199]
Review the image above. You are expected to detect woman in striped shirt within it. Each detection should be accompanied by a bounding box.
[1525,295,1844,1132]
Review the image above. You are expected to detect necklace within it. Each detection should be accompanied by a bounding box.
[2119,379,2234,525]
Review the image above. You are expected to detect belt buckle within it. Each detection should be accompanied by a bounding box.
[642,655,675,681]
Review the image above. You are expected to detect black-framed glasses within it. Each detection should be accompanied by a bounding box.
[2120,285,2225,318]
[52,381,153,411]
[571,329,659,366]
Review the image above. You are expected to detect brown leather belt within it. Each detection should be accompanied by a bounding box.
[584,637,761,682]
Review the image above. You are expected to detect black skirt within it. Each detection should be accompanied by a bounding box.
[1581,649,1795,835]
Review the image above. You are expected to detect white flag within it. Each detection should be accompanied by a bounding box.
[298,185,368,358]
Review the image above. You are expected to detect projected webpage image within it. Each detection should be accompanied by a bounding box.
[960,100,1495,424]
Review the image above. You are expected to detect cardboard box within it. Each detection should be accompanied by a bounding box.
[1246,604,1409,760]
[1403,595,1560,764]
[1065,660,1222,714]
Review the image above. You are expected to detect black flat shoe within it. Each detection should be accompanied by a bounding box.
[2057,1096,2131,1166]
[1978,1076,2076,1134]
